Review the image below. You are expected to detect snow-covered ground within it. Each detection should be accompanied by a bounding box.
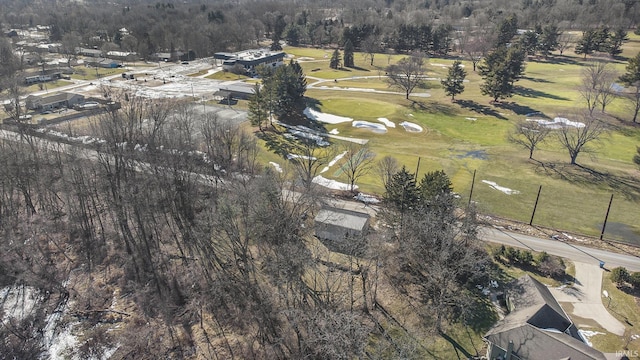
[482,180,520,195]
[269,162,283,173]
[578,330,604,347]
[313,175,355,191]
[304,107,353,124]
[377,118,395,128]
[399,121,423,132]
[527,117,585,129]
[352,120,387,133]
[321,151,348,174]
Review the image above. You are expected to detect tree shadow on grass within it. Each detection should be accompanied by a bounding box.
[533,161,640,201]
[521,76,552,83]
[541,56,583,66]
[345,65,370,72]
[411,99,457,116]
[257,130,291,159]
[494,101,539,116]
[456,100,507,120]
[514,86,571,101]
[438,331,474,359]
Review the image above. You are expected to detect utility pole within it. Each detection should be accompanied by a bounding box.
[529,185,542,226]
[468,169,476,207]
[599,194,614,240]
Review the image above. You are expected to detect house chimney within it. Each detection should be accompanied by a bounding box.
[505,341,514,360]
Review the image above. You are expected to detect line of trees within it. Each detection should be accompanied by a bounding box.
[2,0,638,63]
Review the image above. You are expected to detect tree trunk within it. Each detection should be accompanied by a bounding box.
[529,148,534,159]
[570,152,578,165]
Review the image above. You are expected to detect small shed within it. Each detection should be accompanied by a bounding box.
[314,207,370,253]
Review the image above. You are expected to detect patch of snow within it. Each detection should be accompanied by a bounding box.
[321,151,348,173]
[287,126,330,146]
[329,128,339,134]
[527,117,585,129]
[465,117,477,121]
[304,107,353,124]
[578,330,604,347]
[1,285,41,323]
[47,322,79,360]
[408,113,414,117]
[269,162,282,173]
[312,175,356,191]
[399,121,423,133]
[354,193,380,204]
[352,120,387,133]
[287,154,316,160]
[377,117,396,128]
[482,180,520,195]
[542,328,563,334]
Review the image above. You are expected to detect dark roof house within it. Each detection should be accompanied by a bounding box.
[484,275,606,360]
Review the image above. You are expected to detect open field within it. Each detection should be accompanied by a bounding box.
[261,43,640,245]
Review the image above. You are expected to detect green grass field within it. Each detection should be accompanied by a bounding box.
[257,43,640,245]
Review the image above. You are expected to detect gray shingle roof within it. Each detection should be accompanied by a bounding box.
[484,275,606,360]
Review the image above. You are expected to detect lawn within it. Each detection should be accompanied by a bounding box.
[206,70,250,81]
[272,42,640,245]
[589,272,640,353]
[71,67,125,80]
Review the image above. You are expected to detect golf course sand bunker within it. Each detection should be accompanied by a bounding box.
[377,118,396,128]
[399,121,423,133]
[353,121,387,133]
[482,180,520,195]
[304,107,352,124]
[527,117,585,129]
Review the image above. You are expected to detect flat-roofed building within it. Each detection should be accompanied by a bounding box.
[214,49,285,74]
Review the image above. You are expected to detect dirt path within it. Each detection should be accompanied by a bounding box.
[550,262,626,336]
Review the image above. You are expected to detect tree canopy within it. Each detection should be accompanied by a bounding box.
[441,60,466,101]
[478,45,526,102]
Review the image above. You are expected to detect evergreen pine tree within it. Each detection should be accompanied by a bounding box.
[248,84,268,131]
[441,60,466,101]
[343,39,355,67]
[330,49,342,69]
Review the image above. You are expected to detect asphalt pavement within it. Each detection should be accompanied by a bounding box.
[481,226,640,272]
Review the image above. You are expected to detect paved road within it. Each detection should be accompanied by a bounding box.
[550,262,626,336]
[481,226,640,272]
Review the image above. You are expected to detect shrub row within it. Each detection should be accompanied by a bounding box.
[610,267,640,290]
[492,245,566,279]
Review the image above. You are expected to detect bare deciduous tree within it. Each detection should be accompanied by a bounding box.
[580,61,618,115]
[556,113,609,165]
[341,142,376,193]
[386,52,426,99]
[376,155,399,190]
[508,119,551,160]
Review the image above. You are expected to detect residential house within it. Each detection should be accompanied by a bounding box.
[484,275,606,360]
[26,92,85,111]
[314,207,370,253]
[214,83,256,101]
[76,47,103,57]
[86,58,120,68]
